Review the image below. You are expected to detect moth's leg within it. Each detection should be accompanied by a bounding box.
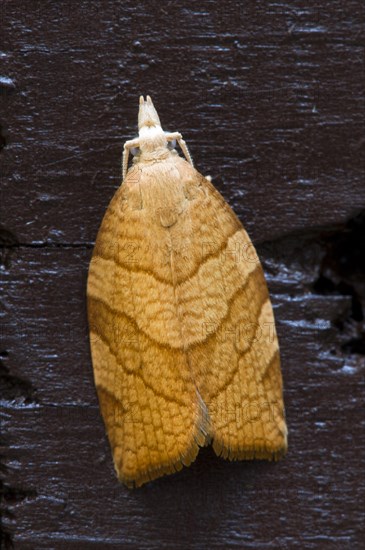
[165,132,194,167]
[123,138,140,180]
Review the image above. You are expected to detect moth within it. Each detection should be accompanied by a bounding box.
[87,96,287,488]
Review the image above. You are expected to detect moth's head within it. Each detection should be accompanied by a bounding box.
[138,95,162,130]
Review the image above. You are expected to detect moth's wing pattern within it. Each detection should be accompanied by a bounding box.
[88,154,287,488]
[170,160,288,461]
[87,164,209,488]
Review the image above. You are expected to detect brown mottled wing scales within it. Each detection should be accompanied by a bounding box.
[87,161,209,487]
[88,153,287,487]
[168,162,287,461]
[185,177,287,460]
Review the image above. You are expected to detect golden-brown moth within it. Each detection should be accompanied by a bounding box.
[87,96,288,488]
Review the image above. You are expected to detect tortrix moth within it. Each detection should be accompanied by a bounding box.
[87,96,288,488]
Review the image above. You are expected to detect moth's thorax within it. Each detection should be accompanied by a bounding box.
[138,125,169,159]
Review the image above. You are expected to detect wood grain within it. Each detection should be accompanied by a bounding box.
[1,0,364,547]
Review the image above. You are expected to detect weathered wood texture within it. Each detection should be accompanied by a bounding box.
[1,1,364,548]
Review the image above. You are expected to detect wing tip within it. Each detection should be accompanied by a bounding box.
[117,437,203,489]
[212,437,288,462]
[116,416,211,489]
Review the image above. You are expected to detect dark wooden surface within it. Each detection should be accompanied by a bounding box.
[1,1,364,548]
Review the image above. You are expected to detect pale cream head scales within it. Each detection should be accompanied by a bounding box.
[122,96,194,179]
[138,95,162,130]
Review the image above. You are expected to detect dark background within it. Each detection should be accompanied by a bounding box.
[1,1,364,548]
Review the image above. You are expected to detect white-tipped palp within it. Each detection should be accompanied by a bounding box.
[138,95,161,130]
